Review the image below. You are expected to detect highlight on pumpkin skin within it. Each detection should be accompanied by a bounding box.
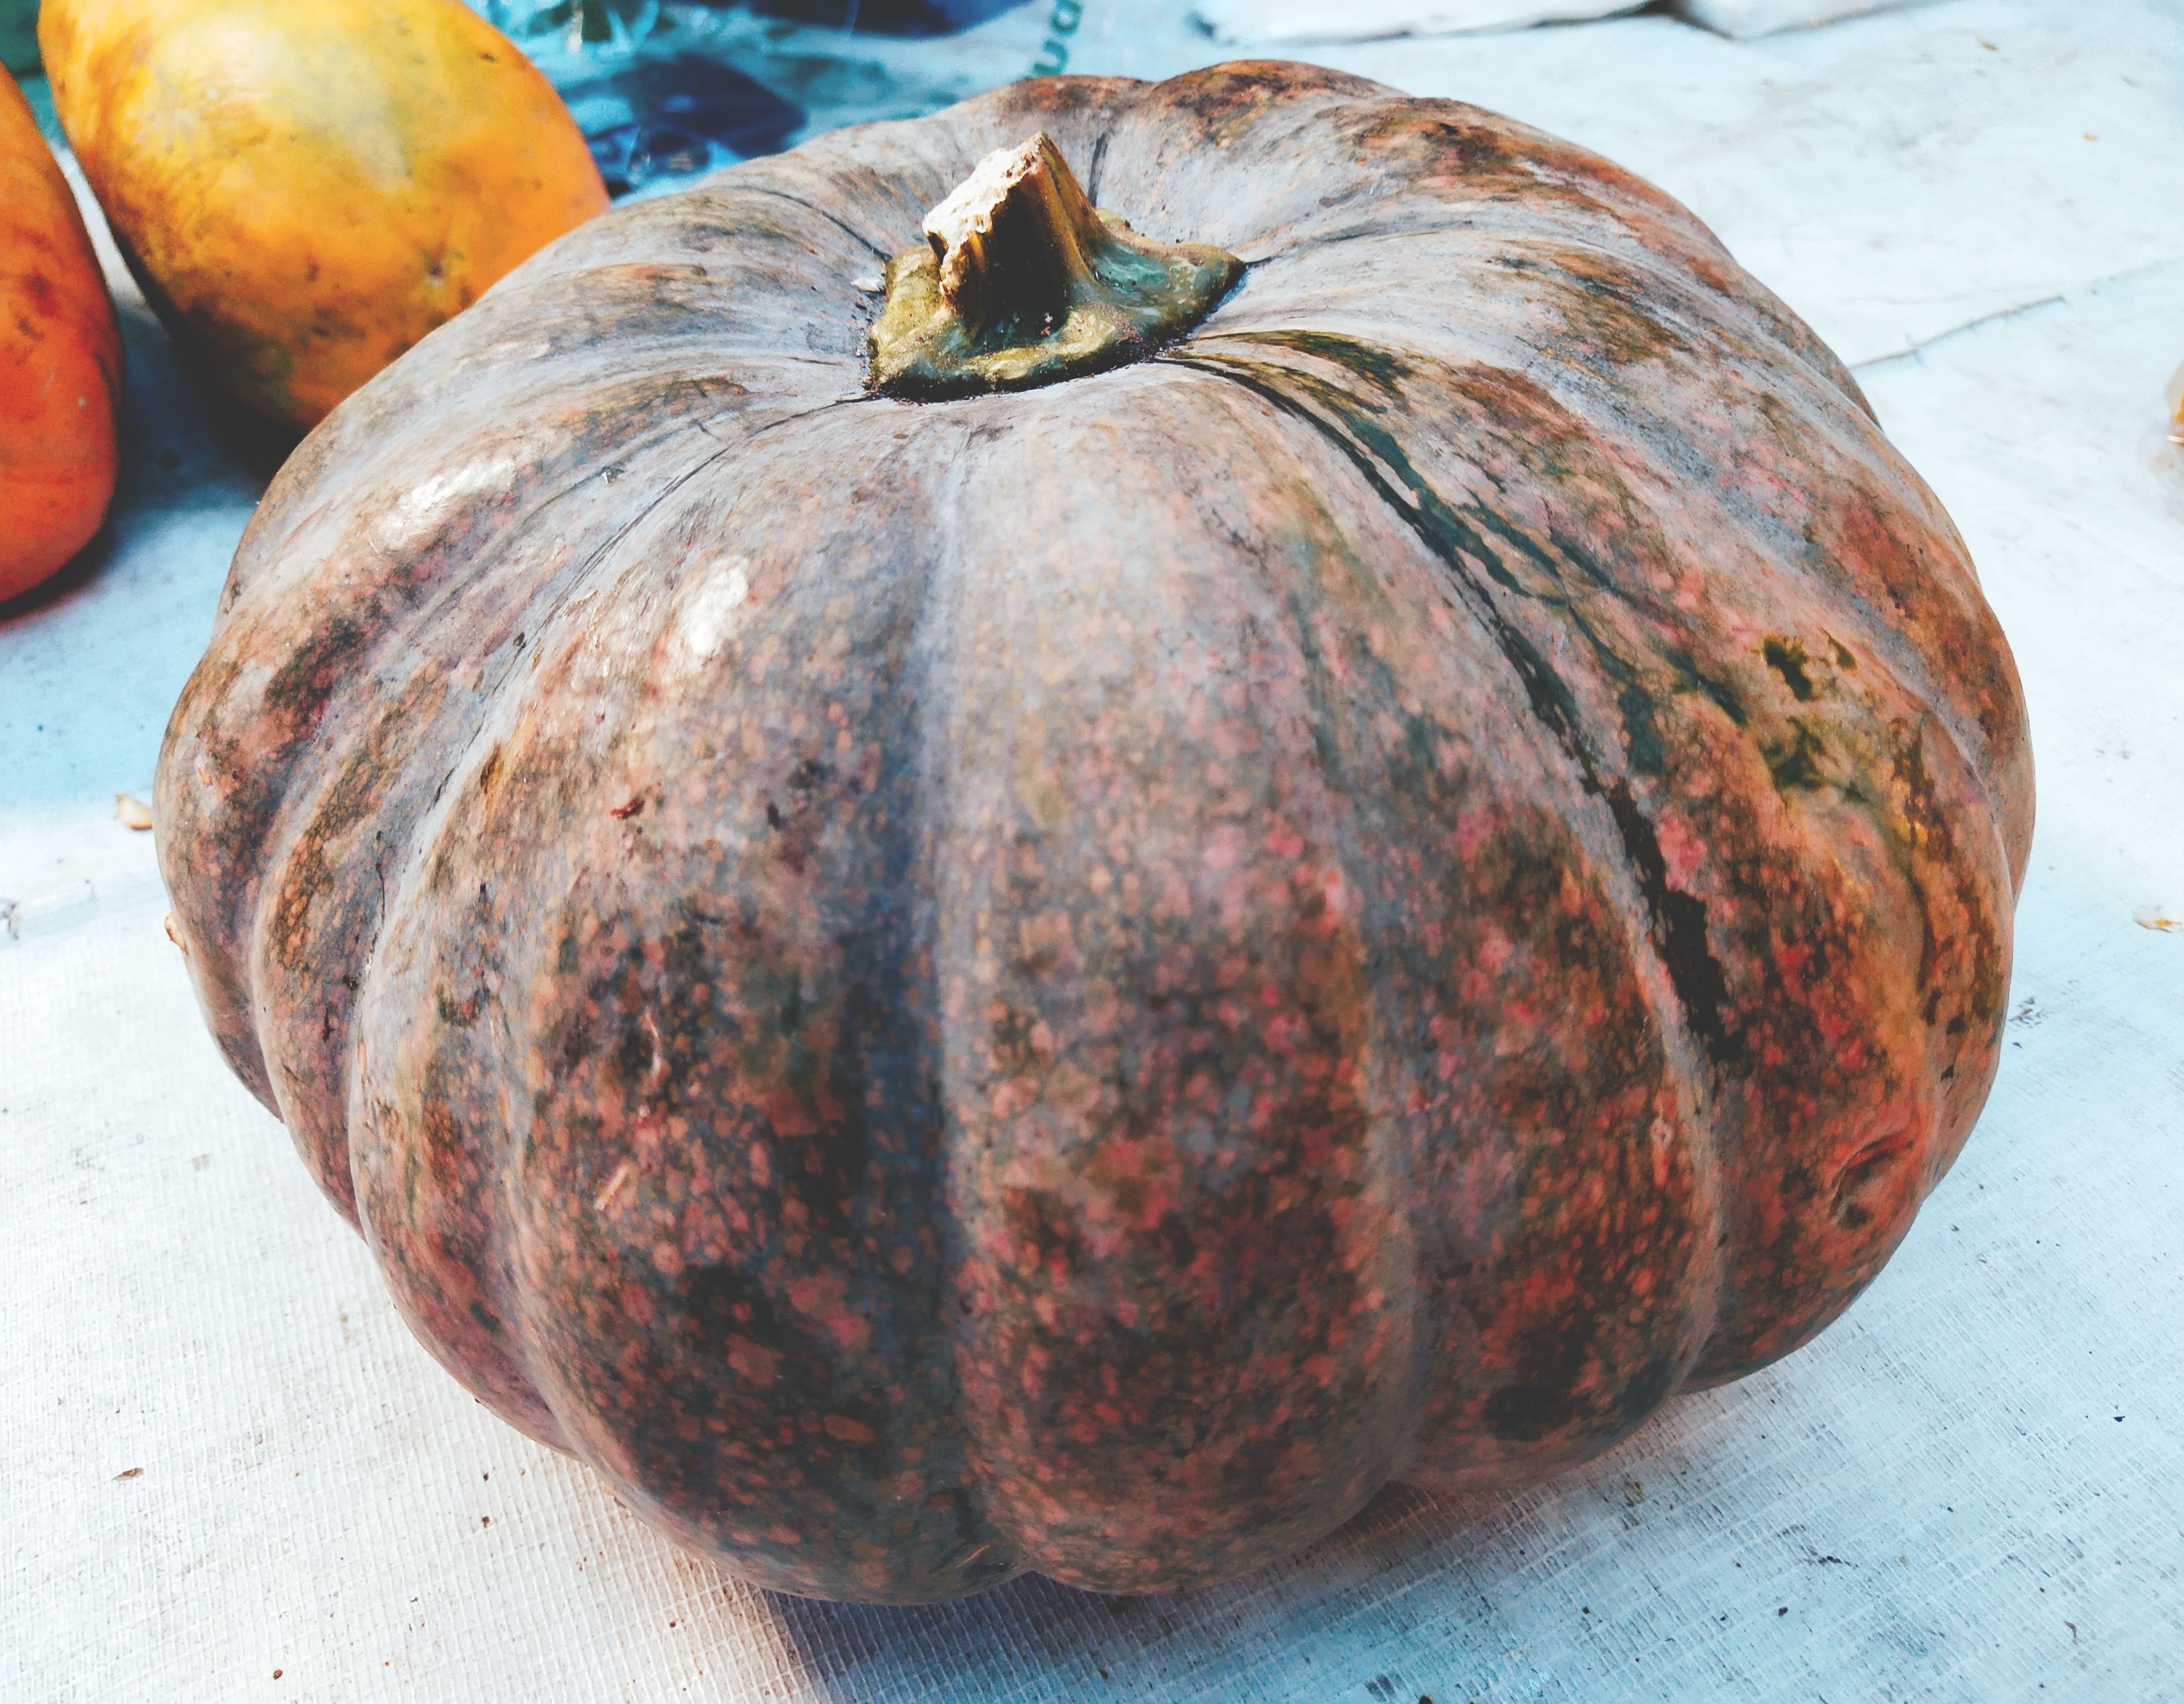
[0,64,121,605]
[38,0,608,433]
[869,132,1244,401]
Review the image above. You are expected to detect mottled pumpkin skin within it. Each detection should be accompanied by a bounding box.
[154,64,2032,1603]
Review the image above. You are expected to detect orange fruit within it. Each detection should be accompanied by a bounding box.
[0,64,121,604]
[41,0,608,432]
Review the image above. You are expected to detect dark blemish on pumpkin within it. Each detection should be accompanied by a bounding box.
[262,609,373,731]
[1886,727,2003,1036]
[1828,635,1857,670]
[1762,722,1827,794]
[435,988,481,1028]
[611,796,645,819]
[1617,684,1666,777]
[683,1262,798,1359]
[777,977,805,1036]
[477,748,501,793]
[1412,113,1522,178]
[1762,638,1816,701]
[1223,327,1415,393]
[1487,249,1682,368]
[1001,1186,1088,1277]
[787,1098,870,1230]
[1485,1292,1601,1441]
[1614,1352,1677,1423]
[1603,783,1735,1057]
[1082,129,1115,203]
[1829,1128,1915,1230]
[986,1001,1045,1074]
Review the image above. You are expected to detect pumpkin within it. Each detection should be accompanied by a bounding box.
[0,63,121,605]
[154,63,2032,1603]
[39,0,607,433]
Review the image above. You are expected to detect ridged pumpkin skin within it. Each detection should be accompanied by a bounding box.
[40,0,607,432]
[0,65,121,604]
[155,64,2032,1603]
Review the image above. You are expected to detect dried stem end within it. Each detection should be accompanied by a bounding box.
[868,133,1242,401]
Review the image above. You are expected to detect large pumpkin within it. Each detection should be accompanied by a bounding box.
[155,63,2032,1603]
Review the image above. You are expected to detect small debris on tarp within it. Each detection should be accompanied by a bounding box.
[2133,906,2180,933]
[115,793,153,831]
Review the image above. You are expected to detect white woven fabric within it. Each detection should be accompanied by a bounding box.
[1188,0,1926,44]
[1676,0,1921,38]
[1192,0,1637,45]
[7,1,2182,1696]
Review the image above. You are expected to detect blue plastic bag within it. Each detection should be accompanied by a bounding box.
[472,1,1038,199]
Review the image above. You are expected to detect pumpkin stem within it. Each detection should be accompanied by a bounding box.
[868,132,1242,401]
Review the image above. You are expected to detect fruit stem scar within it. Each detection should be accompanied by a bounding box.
[867,132,1242,400]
